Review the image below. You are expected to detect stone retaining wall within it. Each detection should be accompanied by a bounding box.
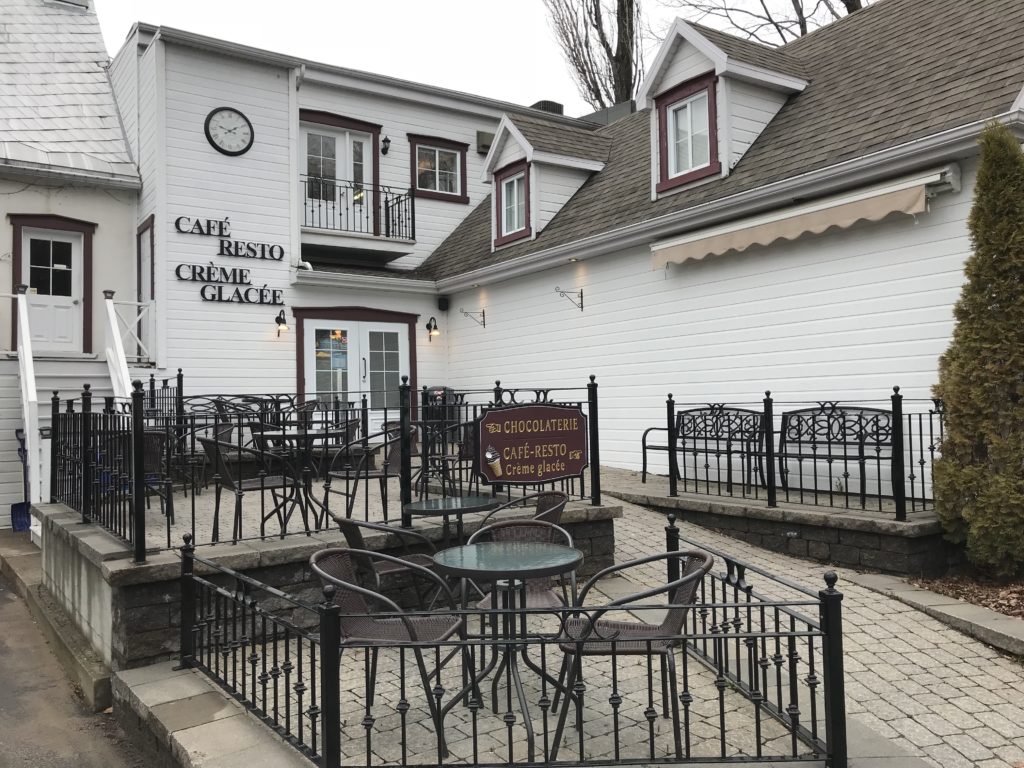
[34,501,621,670]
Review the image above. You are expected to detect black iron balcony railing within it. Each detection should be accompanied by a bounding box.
[301,175,415,241]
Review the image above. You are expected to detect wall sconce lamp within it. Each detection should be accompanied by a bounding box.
[275,309,289,337]
[381,135,391,155]
[425,316,440,342]
[555,286,584,311]
[459,307,486,327]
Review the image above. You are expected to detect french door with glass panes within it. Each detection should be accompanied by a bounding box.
[302,128,370,234]
[304,320,408,432]
[23,228,83,352]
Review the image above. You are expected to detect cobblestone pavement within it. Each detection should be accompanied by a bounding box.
[602,468,1024,768]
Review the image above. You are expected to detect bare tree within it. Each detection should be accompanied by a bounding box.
[661,0,868,46]
[544,0,645,110]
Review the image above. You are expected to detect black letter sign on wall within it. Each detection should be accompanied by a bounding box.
[172,215,285,305]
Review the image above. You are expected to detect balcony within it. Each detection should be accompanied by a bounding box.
[300,176,415,262]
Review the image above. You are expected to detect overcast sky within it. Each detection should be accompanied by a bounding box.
[93,0,681,119]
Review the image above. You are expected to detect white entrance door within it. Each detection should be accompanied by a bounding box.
[23,228,83,353]
[303,129,371,234]
[304,320,408,433]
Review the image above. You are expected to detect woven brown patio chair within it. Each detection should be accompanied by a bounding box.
[468,519,577,610]
[475,491,569,529]
[324,515,441,608]
[310,548,466,757]
[550,549,714,760]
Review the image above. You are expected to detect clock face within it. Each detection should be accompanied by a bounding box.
[204,107,254,156]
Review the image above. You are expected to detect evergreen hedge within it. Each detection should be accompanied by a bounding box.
[933,122,1024,577]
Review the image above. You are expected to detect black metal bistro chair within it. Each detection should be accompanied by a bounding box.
[196,437,296,542]
[310,548,467,757]
[551,550,714,760]
[321,426,403,521]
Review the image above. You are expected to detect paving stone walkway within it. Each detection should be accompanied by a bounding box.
[602,471,1024,768]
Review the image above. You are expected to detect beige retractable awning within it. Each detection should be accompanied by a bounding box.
[651,180,930,270]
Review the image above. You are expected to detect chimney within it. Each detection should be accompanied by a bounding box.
[530,100,564,115]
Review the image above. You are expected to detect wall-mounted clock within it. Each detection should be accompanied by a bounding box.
[204,107,254,156]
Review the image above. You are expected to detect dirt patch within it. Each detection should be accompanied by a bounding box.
[911,573,1024,620]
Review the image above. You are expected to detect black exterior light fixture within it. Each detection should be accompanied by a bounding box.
[381,135,391,155]
[275,309,289,337]
[425,316,440,341]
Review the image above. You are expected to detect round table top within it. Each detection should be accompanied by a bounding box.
[433,541,583,580]
[404,495,498,516]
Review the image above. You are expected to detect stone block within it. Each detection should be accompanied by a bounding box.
[760,534,788,553]
[786,537,809,557]
[830,544,861,566]
[807,540,831,561]
[860,549,909,574]
[801,525,840,544]
[748,519,779,536]
[839,530,880,550]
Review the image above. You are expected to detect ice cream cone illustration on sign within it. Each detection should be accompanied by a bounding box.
[484,446,503,477]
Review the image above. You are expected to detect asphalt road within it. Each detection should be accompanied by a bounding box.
[0,578,146,768]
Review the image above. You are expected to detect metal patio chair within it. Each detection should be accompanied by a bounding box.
[196,436,296,541]
[550,549,714,760]
[310,547,466,757]
[321,426,402,521]
[475,491,569,528]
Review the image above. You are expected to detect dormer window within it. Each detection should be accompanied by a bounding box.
[408,134,469,203]
[656,73,721,193]
[494,160,531,247]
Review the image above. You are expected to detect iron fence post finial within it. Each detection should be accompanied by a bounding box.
[131,379,147,563]
[176,533,195,670]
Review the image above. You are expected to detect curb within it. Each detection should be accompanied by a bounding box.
[112,662,308,768]
[847,571,1024,657]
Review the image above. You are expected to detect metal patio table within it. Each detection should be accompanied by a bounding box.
[433,540,584,762]
[401,494,498,543]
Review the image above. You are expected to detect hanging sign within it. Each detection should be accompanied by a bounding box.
[172,214,285,305]
[476,404,588,484]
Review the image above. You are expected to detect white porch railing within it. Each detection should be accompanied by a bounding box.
[8,287,41,503]
[111,295,155,365]
[103,290,133,400]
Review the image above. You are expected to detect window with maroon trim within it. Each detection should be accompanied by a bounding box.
[655,73,721,194]
[493,160,531,247]
[408,135,469,204]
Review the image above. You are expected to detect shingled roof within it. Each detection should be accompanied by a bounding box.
[506,112,611,164]
[689,22,808,80]
[419,0,1024,282]
[0,0,137,182]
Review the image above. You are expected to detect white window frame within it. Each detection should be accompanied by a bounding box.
[415,145,461,196]
[501,172,526,235]
[667,90,711,178]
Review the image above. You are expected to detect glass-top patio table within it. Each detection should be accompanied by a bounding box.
[433,541,584,762]
[401,494,498,542]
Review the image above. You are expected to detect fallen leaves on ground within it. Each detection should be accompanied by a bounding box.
[911,574,1024,619]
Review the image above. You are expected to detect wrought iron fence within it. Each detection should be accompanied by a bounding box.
[177,516,846,767]
[644,388,943,521]
[300,175,415,240]
[50,381,162,562]
[50,374,605,551]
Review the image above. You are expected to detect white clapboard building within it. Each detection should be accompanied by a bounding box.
[3,0,1024,518]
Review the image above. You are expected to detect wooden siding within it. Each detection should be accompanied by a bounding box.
[728,79,788,168]
[446,161,977,473]
[136,42,160,222]
[654,41,714,98]
[160,44,293,394]
[108,39,138,163]
[535,164,592,232]
[299,83,501,271]
[493,134,527,175]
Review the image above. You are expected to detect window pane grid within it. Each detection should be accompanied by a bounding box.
[415,145,460,195]
[669,91,710,176]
